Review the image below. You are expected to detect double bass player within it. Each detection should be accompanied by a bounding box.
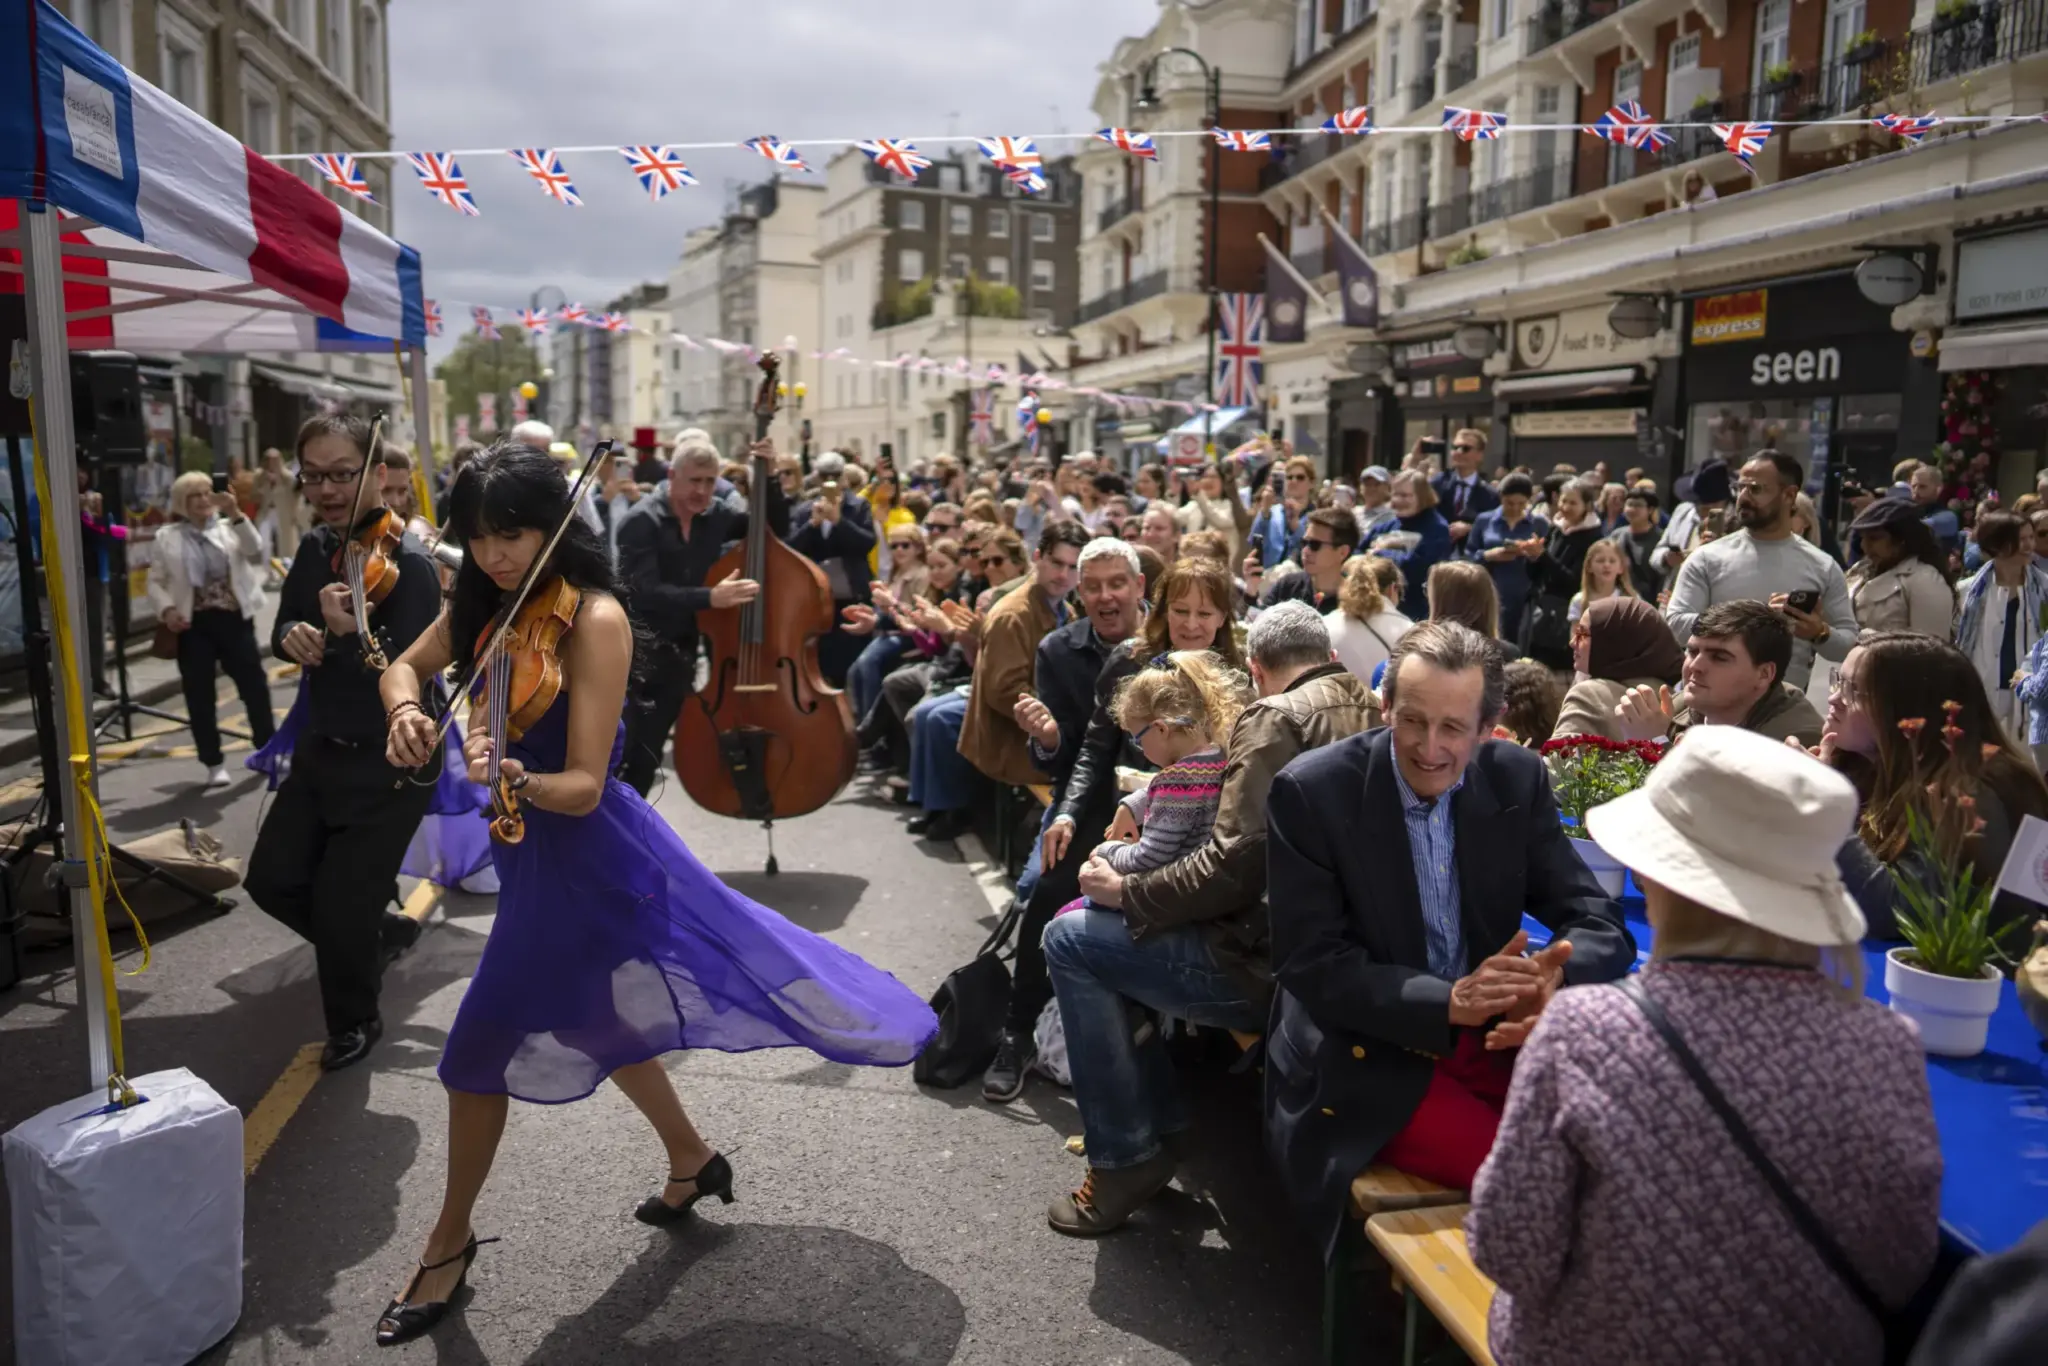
[613,436,791,795]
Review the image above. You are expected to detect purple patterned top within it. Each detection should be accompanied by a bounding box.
[1467,960,1942,1366]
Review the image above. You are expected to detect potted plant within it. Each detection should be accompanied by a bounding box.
[1844,28,1887,64]
[1882,703,2008,1057]
[1759,60,1802,96]
[1446,237,1490,267]
[1934,0,1981,30]
[1688,91,1723,121]
[1539,735,1663,895]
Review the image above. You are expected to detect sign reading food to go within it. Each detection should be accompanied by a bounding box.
[1691,289,1769,346]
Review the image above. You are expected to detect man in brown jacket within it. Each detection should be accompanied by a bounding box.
[1045,601,1380,1236]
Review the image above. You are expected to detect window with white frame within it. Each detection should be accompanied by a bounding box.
[358,5,385,115]
[1294,0,1316,65]
[158,9,208,116]
[1387,24,1402,100]
[289,109,321,183]
[77,0,133,63]
[948,253,970,279]
[325,0,353,79]
[949,204,973,235]
[1753,0,1791,90]
[1670,33,1701,71]
[898,199,925,230]
[1344,0,1369,30]
[1534,86,1570,199]
[242,74,278,154]
[1032,213,1055,241]
[899,248,924,281]
[1032,259,1055,291]
[989,208,1009,237]
[985,257,1009,283]
[1609,61,1644,181]
[1491,0,1510,41]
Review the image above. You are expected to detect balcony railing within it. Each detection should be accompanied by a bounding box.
[1258,130,1341,189]
[1430,165,1578,240]
[1409,71,1438,109]
[1905,2,2048,85]
[1444,48,1479,95]
[1097,194,1137,233]
[1365,210,1429,256]
[1075,268,1177,324]
[1525,0,1643,52]
[1525,8,1565,53]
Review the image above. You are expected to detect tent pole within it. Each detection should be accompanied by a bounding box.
[20,206,115,1090]
[408,347,434,473]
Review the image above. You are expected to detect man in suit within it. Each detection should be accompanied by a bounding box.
[1430,428,1501,548]
[790,450,877,686]
[1264,620,1634,1258]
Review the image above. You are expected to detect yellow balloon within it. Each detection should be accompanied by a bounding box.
[517,381,539,400]
[1034,408,1052,426]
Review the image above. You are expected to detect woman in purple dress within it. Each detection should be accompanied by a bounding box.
[373,443,936,1347]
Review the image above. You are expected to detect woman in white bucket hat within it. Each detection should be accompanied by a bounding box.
[1465,726,1942,1366]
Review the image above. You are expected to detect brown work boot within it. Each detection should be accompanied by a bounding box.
[1046,1149,1178,1237]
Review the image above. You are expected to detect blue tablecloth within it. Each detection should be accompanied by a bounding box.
[1524,876,2048,1256]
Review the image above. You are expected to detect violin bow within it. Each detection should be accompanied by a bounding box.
[339,413,388,667]
[422,438,616,749]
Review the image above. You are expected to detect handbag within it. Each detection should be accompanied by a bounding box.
[149,621,179,660]
[911,893,1024,1089]
[1620,978,1917,1362]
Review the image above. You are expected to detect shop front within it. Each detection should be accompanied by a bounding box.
[1681,276,1918,497]
[1391,335,1492,461]
[1943,223,2048,481]
[1497,305,1662,477]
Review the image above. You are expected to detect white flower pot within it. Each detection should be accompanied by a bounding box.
[1568,835,1627,899]
[1884,948,2003,1058]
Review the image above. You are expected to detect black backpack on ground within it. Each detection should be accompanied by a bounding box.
[912,896,1023,1089]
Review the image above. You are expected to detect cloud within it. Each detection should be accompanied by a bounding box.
[389,0,1158,359]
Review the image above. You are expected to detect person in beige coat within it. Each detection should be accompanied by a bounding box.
[1844,497,1956,638]
[1550,596,1686,744]
[146,471,277,788]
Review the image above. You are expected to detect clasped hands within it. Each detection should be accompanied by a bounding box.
[1451,929,1574,1051]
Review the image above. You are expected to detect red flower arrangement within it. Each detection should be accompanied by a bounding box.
[1543,734,1664,824]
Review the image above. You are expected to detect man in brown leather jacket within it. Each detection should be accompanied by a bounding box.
[1045,601,1380,1236]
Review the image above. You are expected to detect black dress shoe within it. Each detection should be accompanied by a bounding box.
[906,811,936,834]
[634,1152,736,1226]
[321,1018,384,1072]
[380,912,422,967]
[920,809,970,842]
[374,1233,498,1346]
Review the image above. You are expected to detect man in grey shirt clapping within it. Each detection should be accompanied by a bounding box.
[1663,450,1857,692]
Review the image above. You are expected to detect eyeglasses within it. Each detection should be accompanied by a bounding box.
[1733,480,1773,496]
[1452,444,1478,453]
[889,540,918,550]
[1301,538,1338,552]
[978,553,1008,568]
[300,466,364,487]
[1828,676,1864,708]
[1287,472,1311,482]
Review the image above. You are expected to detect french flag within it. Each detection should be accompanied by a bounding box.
[0,0,425,346]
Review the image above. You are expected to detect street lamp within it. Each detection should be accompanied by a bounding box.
[1135,46,1222,456]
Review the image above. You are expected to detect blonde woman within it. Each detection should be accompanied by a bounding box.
[1567,538,1640,624]
[145,471,277,788]
[1325,554,1414,686]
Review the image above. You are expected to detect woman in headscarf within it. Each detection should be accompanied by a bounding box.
[1548,596,1685,743]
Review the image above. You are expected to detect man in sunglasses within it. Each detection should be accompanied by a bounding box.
[1429,428,1500,547]
[1260,508,1359,612]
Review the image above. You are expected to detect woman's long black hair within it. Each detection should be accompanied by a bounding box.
[442,442,644,685]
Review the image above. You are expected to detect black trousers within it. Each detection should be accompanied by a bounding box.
[1005,785,1118,1036]
[177,607,276,767]
[245,735,436,1035]
[82,578,107,692]
[622,659,694,797]
[817,604,864,689]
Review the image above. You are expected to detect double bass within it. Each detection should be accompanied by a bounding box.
[674,354,856,872]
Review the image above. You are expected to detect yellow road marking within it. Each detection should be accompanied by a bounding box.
[243,1042,325,1177]
[400,880,441,922]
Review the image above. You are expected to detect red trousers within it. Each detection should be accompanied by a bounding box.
[1375,1031,1516,1190]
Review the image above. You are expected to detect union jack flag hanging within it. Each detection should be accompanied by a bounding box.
[558,302,590,327]
[1323,106,1375,136]
[1588,101,1672,151]
[406,152,479,215]
[619,145,698,199]
[516,308,550,335]
[1018,394,1042,454]
[1713,122,1773,163]
[509,148,582,206]
[744,136,810,172]
[1213,293,1264,408]
[1005,167,1049,195]
[1872,112,1943,144]
[1443,107,1507,142]
[1212,128,1273,151]
[599,312,630,333]
[857,138,933,181]
[977,136,1041,174]
[310,153,375,201]
[424,299,443,337]
[472,307,499,340]
[970,389,995,448]
[1095,128,1159,160]
[985,363,1008,385]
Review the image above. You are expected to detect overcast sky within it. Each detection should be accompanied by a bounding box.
[388,0,1158,360]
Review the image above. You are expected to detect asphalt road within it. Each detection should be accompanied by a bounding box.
[0,672,1402,1366]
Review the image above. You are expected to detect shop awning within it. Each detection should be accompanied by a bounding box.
[1492,367,1642,400]
[1939,323,2048,372]
[1165,407,1252,435]
[250,362,353,400]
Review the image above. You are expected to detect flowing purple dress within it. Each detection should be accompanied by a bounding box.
[436,691,938,1103]
[246,682,494,887]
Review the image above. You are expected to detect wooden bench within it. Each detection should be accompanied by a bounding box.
[1365,1205,1497,1366]
[1024,783,1053,809]
[1324,1168,1467,1363]
[1348,1166,1464,1220]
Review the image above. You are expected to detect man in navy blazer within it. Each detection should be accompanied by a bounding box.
[1263,621,1633,1258]
[1429,427,1501,548]
[789,451,878,686]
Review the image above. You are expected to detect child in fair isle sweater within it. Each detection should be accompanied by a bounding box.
[1061,649,1249,916]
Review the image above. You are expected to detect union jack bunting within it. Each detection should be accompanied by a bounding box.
[1712,122,1773,163]
[471,307,498,340]
[1873,112,1944,144]
[1322,106,1375,136]
[423,299,443,337]
[1443,107,1507,142]
[310,153,375,201]
[673,334,702,351]
[405,152,479,215]
[599,312,630,333]
[516,308,550,334]
[1095,128,1159,160]
[857,138,933,180]
[558,302,590,326]
[1588,101,1672,151]
[976,136,1042,174]
[1213,292,1265,408]
[744,136,810,171]
[1005,167,1049,195]
[618,145,698,199]
[509,148,582,206]
[985,363,1007,385]
[970,389,995,448]
[1212,128,1272,151]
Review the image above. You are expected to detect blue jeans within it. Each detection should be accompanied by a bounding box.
[848,633,908,726]
[908,688,974,813]
[1042,910,1263,1170]
[1013,803,1059,906]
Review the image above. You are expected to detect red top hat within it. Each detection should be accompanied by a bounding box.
[630,426,660,452]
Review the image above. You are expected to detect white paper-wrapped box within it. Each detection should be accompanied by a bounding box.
[4,1067,242,1366]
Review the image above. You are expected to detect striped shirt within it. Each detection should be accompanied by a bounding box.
[1392,756,1466,980]
[1097,746,1228,877]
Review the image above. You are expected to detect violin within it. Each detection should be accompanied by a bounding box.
[332,415,402,671]
[476,575,581,844]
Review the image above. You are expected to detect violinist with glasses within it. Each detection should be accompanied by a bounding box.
[244,413,443,1073]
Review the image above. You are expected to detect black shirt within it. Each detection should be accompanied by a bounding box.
[1259,571,1340,613]
[1030,617,1123,797]
[613,478,790,657]
[272,525,442,743]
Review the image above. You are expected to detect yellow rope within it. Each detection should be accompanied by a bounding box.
[25,391,145,1108]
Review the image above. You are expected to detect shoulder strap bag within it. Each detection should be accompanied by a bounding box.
[1619,977,1916,1362]
[911,892,1025,1089]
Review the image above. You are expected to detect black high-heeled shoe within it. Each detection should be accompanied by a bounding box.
[373,1232,498,1347]
[633,1152,735,1226]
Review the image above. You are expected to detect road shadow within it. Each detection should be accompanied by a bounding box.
[101,781,252,837]
[716,872,868,934]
